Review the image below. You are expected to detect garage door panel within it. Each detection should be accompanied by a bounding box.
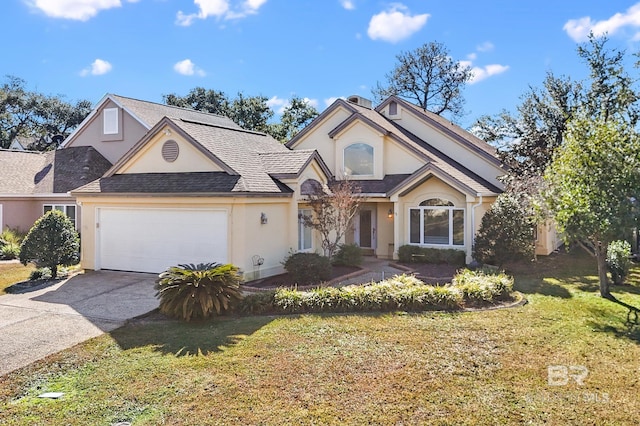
[98,208,227,273]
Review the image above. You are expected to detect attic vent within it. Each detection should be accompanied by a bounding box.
[162,140,179,162]
[347,95,372,109]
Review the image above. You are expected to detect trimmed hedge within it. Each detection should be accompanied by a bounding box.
[237,270,514,315]
[332,243,363,266]
[282,252,332,285]
[397,245,466,266]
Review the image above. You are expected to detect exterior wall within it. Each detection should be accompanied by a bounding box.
[76,195,296,280]
[376,202,395,258]
[536,221,562,256]
[383,137,425,175]
[379,103,504,189]
[66,99,148,164]
[0,196,79,232]
[290,107,352,174]
[119,124,224,174]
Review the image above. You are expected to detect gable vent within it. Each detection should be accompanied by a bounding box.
[162,140,179,162]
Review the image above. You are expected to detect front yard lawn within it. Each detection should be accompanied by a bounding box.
[0,262,35,294]
[1,249,639,424]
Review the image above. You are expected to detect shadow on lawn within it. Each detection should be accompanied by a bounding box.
[110,314,274,356]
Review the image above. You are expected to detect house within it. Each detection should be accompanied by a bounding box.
[0,147,111,232]
[3,92,559,278]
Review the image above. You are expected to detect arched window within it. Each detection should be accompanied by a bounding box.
[344,143,373,176]
[409,198,464,246]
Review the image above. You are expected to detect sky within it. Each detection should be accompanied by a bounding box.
[3,1,640,128]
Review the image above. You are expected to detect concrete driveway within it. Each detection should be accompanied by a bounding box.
[0,270,158,376]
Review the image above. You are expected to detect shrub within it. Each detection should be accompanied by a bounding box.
[155,262,244,321]
[236,291,275,315]
[1,242,20,260]
[397,245,465,266]
[30,267,52,281]
[452,268,514,303]
[473,194,535,266]
[0,227,25,247]
[332,243,363,266]
[19,211,79,279]
[607,240,632,285]
[282,252,331,285]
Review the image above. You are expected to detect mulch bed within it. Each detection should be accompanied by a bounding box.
[394,262,461,284]
[243,265,361,290]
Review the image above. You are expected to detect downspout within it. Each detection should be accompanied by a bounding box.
[471,193,483,261]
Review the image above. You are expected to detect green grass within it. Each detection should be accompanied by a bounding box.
[0,262,35,294]
[1,249,639,424]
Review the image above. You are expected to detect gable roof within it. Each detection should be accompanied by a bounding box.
[259,150,332,179]
[0,147,112,195]
[75,117,314,196]
[62,94,241,148]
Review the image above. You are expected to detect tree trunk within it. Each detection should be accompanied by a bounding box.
[50,264,58,279]
[595,246,610,298]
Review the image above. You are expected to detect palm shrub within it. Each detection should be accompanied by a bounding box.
[155,262,243,321]
[607,240,632,285]
[20,211,79,279]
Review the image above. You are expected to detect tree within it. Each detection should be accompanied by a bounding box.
[473,194,535,266]
[300,180,363,260]
[0,76,91,150]
[373,41,472,120]
[20,210,80,279]
[268,96,319,142]
[164,88,318,142]
[544,117,640,297]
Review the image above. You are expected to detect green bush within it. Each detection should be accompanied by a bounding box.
[282,252,331,285]
[397,245,465,266]
[473,194,535,266]
[237,291,275,315]
[0,242,20,260]
[452,268,514,302]
[332,243,363,266]
[607,240,632,285]
[30,267,52,281]
[155,262,244,321]
[19,211,79,279]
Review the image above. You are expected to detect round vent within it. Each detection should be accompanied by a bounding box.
[161,140,179,162]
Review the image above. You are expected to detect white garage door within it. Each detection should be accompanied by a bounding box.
[98,208,228,273]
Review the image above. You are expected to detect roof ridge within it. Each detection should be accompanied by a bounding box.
[110,94,231,120]
[177,118,268,136]
[0,148,45,155]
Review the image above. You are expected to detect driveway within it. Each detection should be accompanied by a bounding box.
[0,270,158,376]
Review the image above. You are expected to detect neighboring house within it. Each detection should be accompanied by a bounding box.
[3,92,560,278]
[0,147,111,232]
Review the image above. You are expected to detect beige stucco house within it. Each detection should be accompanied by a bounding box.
[3,92,560,277]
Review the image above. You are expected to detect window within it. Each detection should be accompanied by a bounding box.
[298,209,312,251]
[103,108,119,135]
[344,143,373,176]
[43,204,77,228]
[409,198,464,246]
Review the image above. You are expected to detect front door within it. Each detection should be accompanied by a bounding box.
[355,209,376,249]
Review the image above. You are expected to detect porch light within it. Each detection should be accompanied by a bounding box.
[388,209,393,218]
[260,212,268,224]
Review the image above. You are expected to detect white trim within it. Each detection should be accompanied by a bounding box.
[0,193,74,198]
[408,205,465,247]
[297,208,313,252]
[103,108,119,135]
[0,203,3,230]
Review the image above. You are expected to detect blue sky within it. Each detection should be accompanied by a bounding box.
[4,1,640,128]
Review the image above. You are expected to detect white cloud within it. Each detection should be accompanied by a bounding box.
[80,59,112,76]
[467,64,510,84]
[267,96,319,114]
[176,0,267,26]
[173,59,206,76]
[476,41,494,52]
[27,0,138,21]
[324,97,342,107]
[367,4,429,43]
[564,3,640,42]
[340,0,355,10]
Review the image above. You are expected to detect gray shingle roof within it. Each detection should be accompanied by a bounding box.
[0,147,112,195]
[347,174,413,195]
[111,95,241,130]
[73,172,247,194]
[259,150,317,177]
